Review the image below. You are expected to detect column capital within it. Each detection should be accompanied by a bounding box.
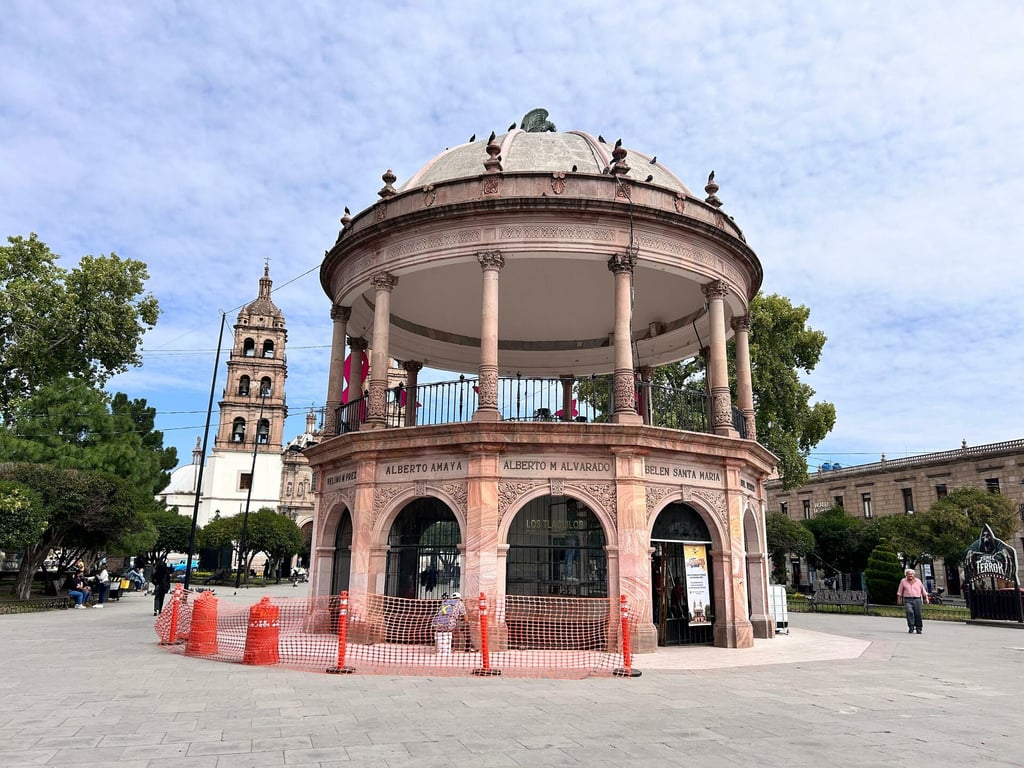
[638,365,654,381]
[331,304,351,322]
[371,271,398,291]
[477,250,505,271]
[730,314,750,332]
[607,248,638,275]
[702,280,729,300]
[402,360,423,374]
[348,336,368,351]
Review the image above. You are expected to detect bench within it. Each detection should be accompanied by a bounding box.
[809,589,869,613]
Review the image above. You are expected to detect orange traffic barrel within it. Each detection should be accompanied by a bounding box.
[243,596,280,665]
[186,591,219,657]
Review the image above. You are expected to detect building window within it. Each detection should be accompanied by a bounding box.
[260,377,272,396]
[238,375,250,396]
[239,473,252,490]
[834,495,844,508]
[256,418,270,444]
[936,484,948,499]
[243,338,256,357]
[862,493,872,519]
[902,488,914,514]
[985,478,1000,494]
[802,499,811,519]
[231,417,246,443]
[779,501,788,516]
[262,340,275,358]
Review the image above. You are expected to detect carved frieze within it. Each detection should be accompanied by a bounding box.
[498,481,539,525]
[482,176,500,196]
[386,230,483,260]
[372,485,402,531]
[692,488,728,527]
[645,485,675,522]
[572,483,617,527]
[367,382,388,418]
[613,371,637,412]
[500,225,614,242]
[415,480,427,497]
[477,367,499,407]
[712,390,733,427]
[438,481,468,515]
[550,478,564,496]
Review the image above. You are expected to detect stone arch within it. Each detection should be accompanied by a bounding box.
[371,486,467,545]
[646,489,727,550]
[497,483,617,547]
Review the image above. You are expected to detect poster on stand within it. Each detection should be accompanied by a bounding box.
[684,544,711,625]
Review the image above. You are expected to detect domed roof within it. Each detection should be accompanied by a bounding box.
[401,113,692,195]
[239,265,283,321]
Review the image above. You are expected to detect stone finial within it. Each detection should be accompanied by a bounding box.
[340,206,352,230]
[704,170,723,208]
[610,139,630,176]
[484,132,503,173]
[378,169,397,198]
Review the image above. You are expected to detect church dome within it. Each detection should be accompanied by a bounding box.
[239,265,285,326]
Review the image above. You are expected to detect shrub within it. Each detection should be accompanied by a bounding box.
[864,544,903,605]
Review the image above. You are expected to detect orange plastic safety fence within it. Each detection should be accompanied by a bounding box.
[156,589,639,679]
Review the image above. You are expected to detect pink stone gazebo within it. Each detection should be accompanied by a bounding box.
[306,110,776,651]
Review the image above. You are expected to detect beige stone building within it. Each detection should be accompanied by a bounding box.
[306,112,778,652]
[766,438,1024,594]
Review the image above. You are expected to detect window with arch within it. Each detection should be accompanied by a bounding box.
[243,338,256,357]
[260,377,272,396]
[231,417,246,442]
[237,375,251,396]
[256,418,270,444]
[262,340,275,358]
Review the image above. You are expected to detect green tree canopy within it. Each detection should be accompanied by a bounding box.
[0,479,44,552]
[863,513,928,569]
[0,234,159,417]
[765,511,815,585]
[143,507,193,561]
[802,506,867,576]
[864,543,903,605]
[247,509,303,582]
[919,487,1019,566]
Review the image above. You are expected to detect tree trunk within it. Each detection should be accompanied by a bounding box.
[14,544,47,600]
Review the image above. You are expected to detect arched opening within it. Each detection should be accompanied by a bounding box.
[385,498,461,599]
[243,338,255,357]
[651,502,715,646]
[238,375,250,396]
[331,510,352,594]
[231,417,246,443]
[262,340,275,358]
[256,418,270,444]
[506,495,607,597]
[260,376,272,396]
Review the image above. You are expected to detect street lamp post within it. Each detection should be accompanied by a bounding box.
[236,387,269,589]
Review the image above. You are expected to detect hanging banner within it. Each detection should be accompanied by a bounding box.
[684,544,711,626]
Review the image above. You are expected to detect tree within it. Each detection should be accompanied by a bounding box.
[198,513,242,568]
[247,509,303,582]
[802,506,867,576]
[0,234,159,418]
[765,511,815,585]
[864,543,903,605]
[919,487,1019,567]
[0,479,44,552]
[0,463,145,598]
[0,377,177,494]
[142,507,193,561]
[863,514,928,569]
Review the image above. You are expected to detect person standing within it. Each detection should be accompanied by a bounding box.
[897,567,929,634]
[152,558,171,616]
[92,561,111,608]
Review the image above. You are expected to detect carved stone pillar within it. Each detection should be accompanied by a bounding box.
[731,315,757,440]
[608,250,642,425]
[474,251,504,422]
[637,365,654,426]
[366,272,398,428]
[346,336,368,431]
[402,360,422,427]
[324,304,350,435]
[703,281,736,436]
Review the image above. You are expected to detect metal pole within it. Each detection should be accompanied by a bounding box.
[184,312,226,591]
[235,389,267,589]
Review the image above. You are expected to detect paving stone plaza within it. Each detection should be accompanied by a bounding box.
[2,582,1023,767]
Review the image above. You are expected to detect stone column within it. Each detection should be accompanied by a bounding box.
[324,304,350,435]
[402,361,422,426]
[731,315,757,440]
[346,336,368,431]
[703,280,736,436]
[474,251,504,422]
[610,447,656,652]
[560,375,574,422]
[746,551,774,639]
[608,250,642,425]
[637,365,654,426]
[366,272,398,428]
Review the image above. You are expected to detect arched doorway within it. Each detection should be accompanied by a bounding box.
[331,510,352,594]
[651,502,715,646]
[385,498,461,599]
[506,495,608,597]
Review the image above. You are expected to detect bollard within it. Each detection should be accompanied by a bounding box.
[186,590,219,657]
[243,596,280,665]
[473,591,501,676]
[163,584,184,645]
[327,590,355,674]
[613,594,641,678]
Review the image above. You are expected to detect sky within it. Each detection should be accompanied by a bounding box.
[2,1,1022,473]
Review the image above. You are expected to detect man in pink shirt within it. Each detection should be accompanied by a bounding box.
[897,568,930,634]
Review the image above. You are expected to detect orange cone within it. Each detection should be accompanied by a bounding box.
[186,591,219,657]
[243,596,280,665]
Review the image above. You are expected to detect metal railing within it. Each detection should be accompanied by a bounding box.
[335,376,749,440]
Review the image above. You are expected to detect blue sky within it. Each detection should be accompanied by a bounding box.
[2,1,1022,471]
